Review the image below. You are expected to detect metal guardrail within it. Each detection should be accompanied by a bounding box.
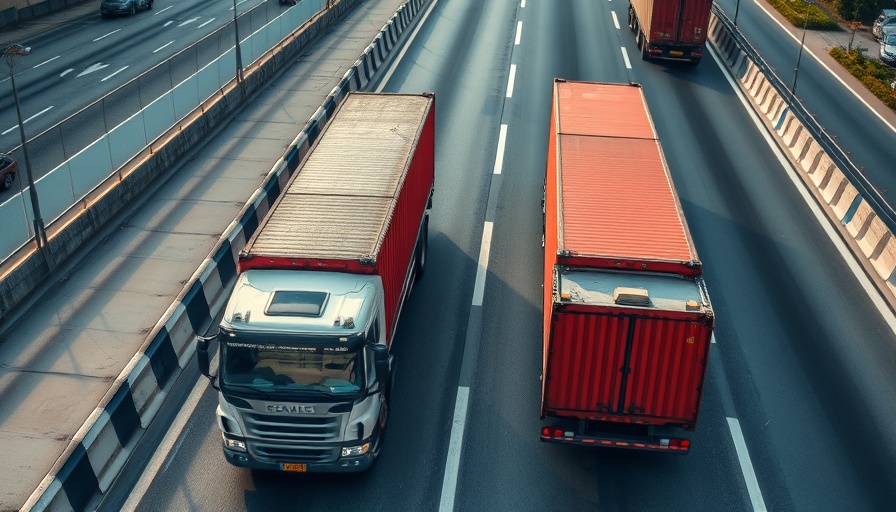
[711,3,896,233]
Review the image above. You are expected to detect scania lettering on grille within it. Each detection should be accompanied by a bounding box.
[267,404,315,414]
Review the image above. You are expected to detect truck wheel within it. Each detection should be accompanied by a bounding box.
[414,216,428,281]
[2,172,13,190]
[628,8,635,31]
[641,41,649,61]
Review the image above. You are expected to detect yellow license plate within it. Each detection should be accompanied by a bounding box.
[282,463,307,472]
[670,51,684,56]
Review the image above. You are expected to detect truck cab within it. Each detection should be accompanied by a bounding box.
[211,269,391,472]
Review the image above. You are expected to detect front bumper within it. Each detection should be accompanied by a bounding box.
[223,434,379,473]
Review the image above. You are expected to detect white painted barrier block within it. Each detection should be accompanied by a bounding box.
[741,61,759,88]
[766,95,785,122]
[789,130,814,161]
[829,177,858,221]
[782,119,802,147]
[809,154,835,187]
[777,110,796,137]
[874,237,896,283]
[857,214,892,261]
[750,74,767,98]
[800,141,824,174]
[756,80,772,108]
[127,354,161,425]
[82,408,129,493]
[846,199,875,239]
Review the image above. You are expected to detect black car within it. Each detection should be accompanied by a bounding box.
[100,0,153,18]
[0,153,18,191]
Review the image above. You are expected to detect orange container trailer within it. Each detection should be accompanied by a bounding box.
[541,79,714,453]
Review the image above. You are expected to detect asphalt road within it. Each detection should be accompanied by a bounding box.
[714,0,896,208]
[100,0,896,510]
[0,0,276,199]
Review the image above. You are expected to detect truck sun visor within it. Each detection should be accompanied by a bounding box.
[266,290,329,316]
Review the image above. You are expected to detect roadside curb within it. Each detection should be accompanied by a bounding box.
[21,0,429,509]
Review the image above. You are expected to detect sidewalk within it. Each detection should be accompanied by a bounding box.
[0,0,412,509]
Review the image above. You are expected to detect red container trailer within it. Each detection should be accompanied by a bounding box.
[200,92,435,473]
[628,0,713,64]
[541,79,713,453]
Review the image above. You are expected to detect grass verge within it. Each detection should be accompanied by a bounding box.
[766,0,841,30]
[829,47,896,110]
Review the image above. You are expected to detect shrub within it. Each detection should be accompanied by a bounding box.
[830,47,896,110]
[766,0,841,30]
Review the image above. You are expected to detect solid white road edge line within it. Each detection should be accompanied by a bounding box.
[506,64,517,98]
[621,47,632,69]
[375,0,441,93]
[515,21,522,45]
[611,11,620,30]
[709,44,896,335]
[493,124,508,175]
[471,222,494,306]
[122,363,213,511]
[727,417,768,512]
[438,386,470,512]
[751,0,896,134]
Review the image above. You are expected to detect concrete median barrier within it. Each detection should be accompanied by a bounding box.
[21,0,431,509]
[709,7,896,308]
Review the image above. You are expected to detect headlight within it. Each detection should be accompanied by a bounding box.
[223,435,247,452]
[341,442,370,457]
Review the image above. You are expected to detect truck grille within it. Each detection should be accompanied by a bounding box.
[243,412,344,463]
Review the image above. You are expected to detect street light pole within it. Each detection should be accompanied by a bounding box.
[791,2,811,97]
[3,43,48,249]
[232,0,244,84]
[734,0,741,27]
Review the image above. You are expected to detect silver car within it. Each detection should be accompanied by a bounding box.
[873,9,896,40]
[880,32,896,67]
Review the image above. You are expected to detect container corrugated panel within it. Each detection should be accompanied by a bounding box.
[632,0,711,46]
[677,0,712,45]
[243,92,435,343]
[544,309,711,426]
[551,80,699,275]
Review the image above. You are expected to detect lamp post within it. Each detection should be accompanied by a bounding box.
[734,0,741,27]
[232,0,244,84]
[2,42,48,249]
[791,1,811,97]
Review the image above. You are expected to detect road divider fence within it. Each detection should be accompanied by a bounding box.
[708,4,896,301]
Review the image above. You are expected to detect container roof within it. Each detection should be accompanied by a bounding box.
[245,93,431,260]
[554,80,697,269]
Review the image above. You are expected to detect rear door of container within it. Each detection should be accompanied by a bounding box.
[546,310,710,424]
[675,0,711,45]
[622,317,711,424]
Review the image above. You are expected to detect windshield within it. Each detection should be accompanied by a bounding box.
[221,341,364,397]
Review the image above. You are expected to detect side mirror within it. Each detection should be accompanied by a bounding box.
[370,343,389,385]
[197,337,212,377]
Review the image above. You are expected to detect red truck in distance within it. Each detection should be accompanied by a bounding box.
[541,79,714,453]
[628,0,713,64]
[198,92,435,473]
